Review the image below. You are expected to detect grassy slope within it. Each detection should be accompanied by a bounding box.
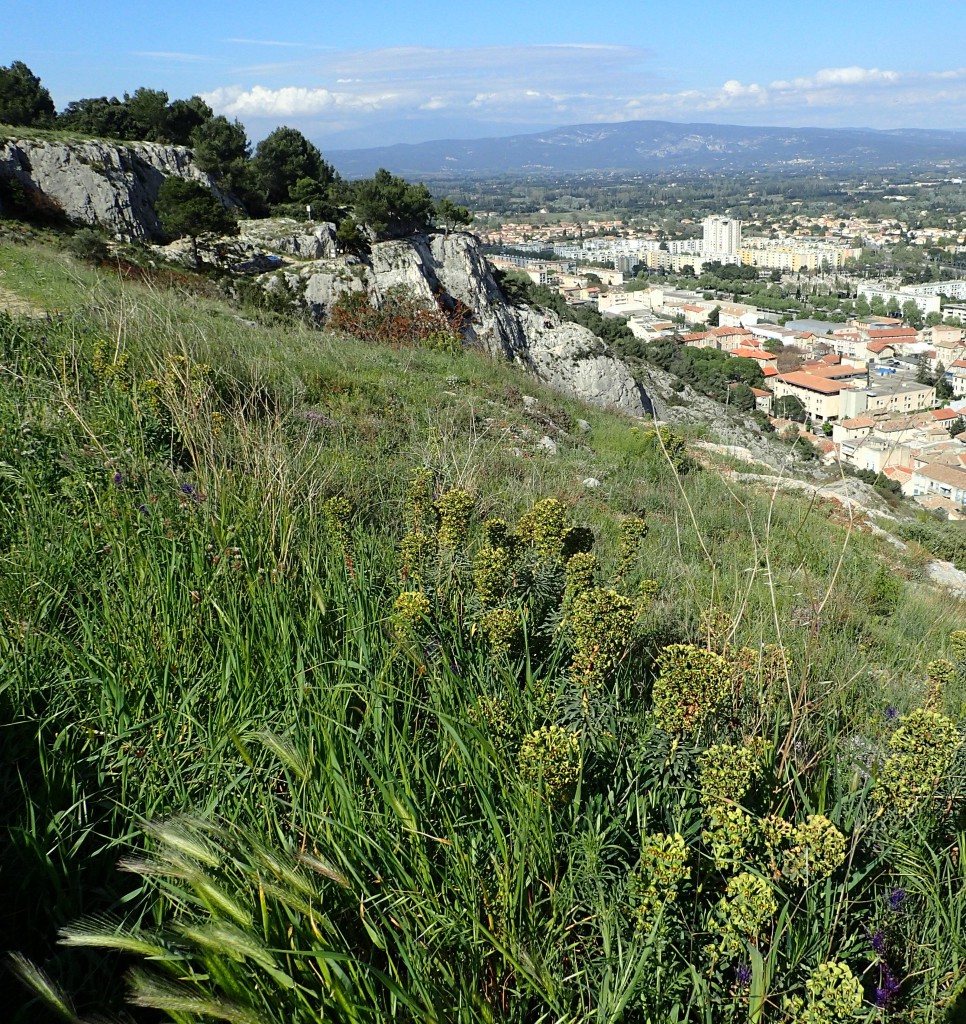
[1,237,965,1022]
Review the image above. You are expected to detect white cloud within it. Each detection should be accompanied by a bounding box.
[202,84,400,117]
[198,49,966,142]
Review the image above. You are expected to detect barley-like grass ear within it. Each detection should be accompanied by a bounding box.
[128,970,266,1024]
[146,816,223,868]
[254,729,309,780]
[8,953,77,1022]
[58,915,169,958]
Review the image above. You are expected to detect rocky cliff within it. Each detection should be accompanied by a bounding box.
[269,230,654,417]
[0,136,234,240]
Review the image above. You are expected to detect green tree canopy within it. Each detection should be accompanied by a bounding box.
[155,177,236,261]
[58,96,133,138]
[435,197,472,234]
[251,127,337,208]
[0,61,55,127]
[901,300,923,330]
[189,115,252,201]
[162,96,213,146]
[353,168,435,240]
[123,87,170,142]
[774,394,806,421]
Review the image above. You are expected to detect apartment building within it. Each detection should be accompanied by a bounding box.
[739,239,860,272]
[839,380,937,419]
[701,216,742,263]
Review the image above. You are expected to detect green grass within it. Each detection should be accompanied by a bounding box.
[1,239,966,1023]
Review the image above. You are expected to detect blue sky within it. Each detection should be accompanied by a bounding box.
[7,1,966,149]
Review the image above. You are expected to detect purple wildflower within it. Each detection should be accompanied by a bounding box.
[884,706,899,721]
[180,483,195,495]
[735,963,752,986]
[871,930,887,955]
[888,888,906,913]
[112,471,124,486]
[874,968,901,1007]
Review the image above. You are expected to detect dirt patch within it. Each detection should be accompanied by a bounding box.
[0,285,45,318]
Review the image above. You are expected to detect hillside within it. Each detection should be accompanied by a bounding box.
[327,119,966,177]
[2,231,966,1022]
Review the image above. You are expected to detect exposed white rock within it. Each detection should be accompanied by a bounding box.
[537,435,558,455]
[282,231,655,416]
[0,136,236,240]
[582,477,601,488]
[237,218,337,260]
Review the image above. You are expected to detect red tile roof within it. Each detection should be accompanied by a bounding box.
[864,327,918,339]
[732,347,778,361]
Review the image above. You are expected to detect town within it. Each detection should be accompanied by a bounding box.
[485,213,966,518]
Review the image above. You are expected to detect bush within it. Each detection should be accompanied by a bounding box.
[64,228,109,264]
[326,285,465,352]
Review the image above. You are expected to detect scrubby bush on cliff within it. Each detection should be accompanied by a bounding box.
[327,285,466,352]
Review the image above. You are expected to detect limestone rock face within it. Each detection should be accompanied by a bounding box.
[283,231,654,416]
[237,218,337,260]
[0,137,235,240]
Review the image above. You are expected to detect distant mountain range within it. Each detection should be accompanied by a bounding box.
[327,120,966,178]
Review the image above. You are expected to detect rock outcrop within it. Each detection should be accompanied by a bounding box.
[272,230,654,417]
[237,218,337,261]
[0,136,235,240]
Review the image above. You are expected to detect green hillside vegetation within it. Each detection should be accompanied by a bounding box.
[2,235,966,1023]
[0,61,472,243]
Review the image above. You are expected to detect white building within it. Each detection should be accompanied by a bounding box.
[856,285,941,316]
[702,216,742,264]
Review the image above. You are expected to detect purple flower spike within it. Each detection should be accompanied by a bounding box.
[112,471,124,486]
[888,888,906,912]
[885,706,899,721]
[735,963,752,986]
[875,968,901,1007]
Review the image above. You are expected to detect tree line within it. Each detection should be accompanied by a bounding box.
[0,61,472,247]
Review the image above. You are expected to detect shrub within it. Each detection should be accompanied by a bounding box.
[567,587,636,691]
[327,286,464,352]
[629,832,690,932]
[517,497,571,560]
[64,228,109,264]
[876,708,960,816]
[786,961,864,1023]
[866,564,901,617]
[651,644,733,736]
[518,725,580,805]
